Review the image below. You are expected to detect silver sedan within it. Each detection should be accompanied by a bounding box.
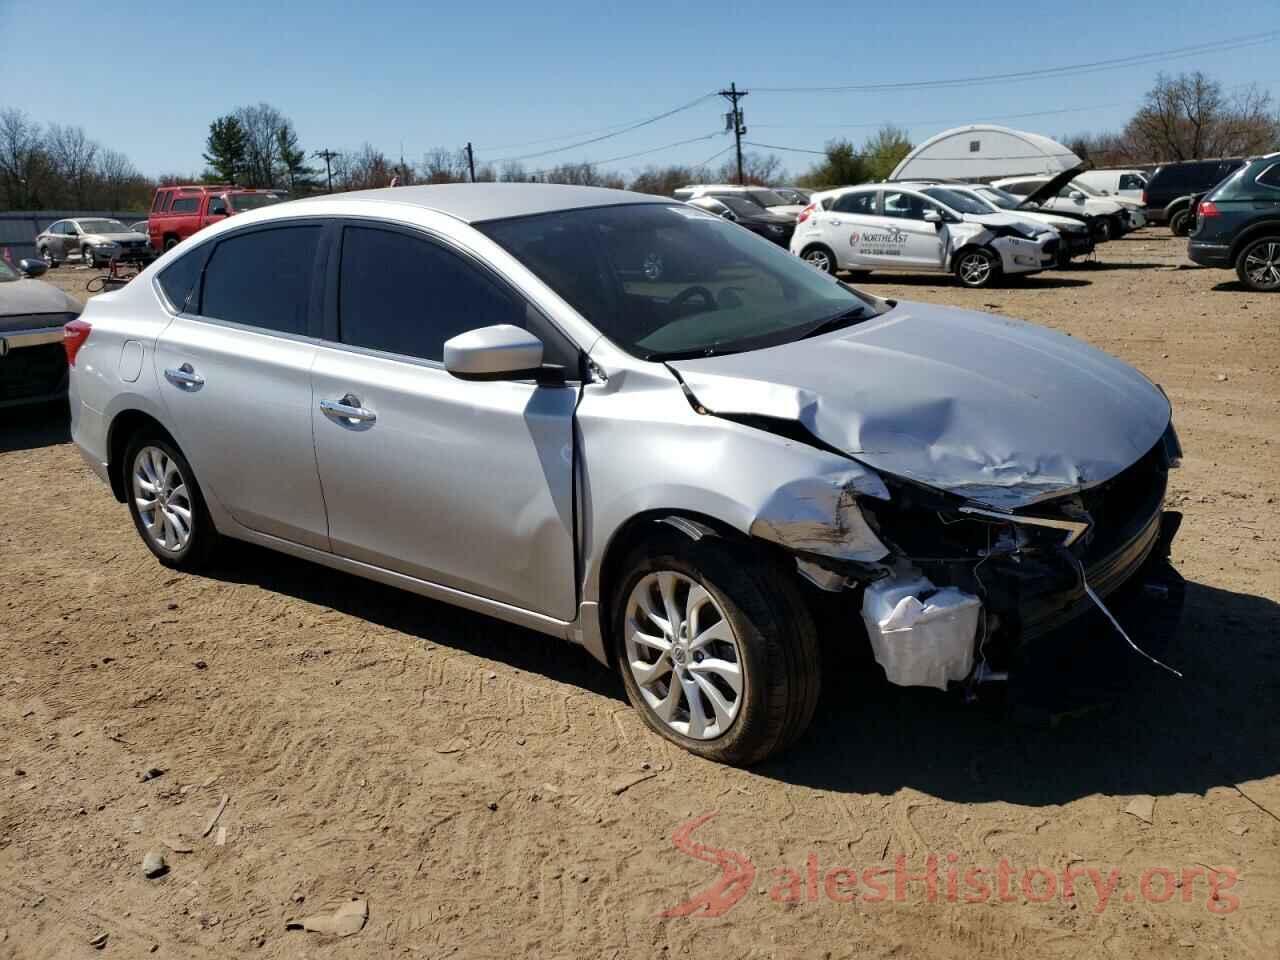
[69,184,1184,764]
[35,217,153,266]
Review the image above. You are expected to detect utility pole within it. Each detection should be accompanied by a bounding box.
[314,149,339,193]
[718,82,748,184]
[465,142,476,182]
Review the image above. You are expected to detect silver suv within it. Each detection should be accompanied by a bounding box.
[70,184,1184,765]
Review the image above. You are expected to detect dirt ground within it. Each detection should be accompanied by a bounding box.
[2,232,1278,959]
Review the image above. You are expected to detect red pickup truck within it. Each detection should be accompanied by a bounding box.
[147,185,287,252]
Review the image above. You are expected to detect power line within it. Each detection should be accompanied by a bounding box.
[487,93,718,164]
[692,143,736,170]
[752,101,1140,130]
[517,133,724,178]
[753,31,1280,94]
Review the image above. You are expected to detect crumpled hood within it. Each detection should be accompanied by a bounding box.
[671,302,1171,509]
[0,278,82,317]
[966,212,1054,234]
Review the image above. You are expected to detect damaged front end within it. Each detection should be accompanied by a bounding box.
[747,421,1186,697]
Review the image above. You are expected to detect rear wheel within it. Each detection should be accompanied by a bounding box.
[1237,237,1280,292]
[1169,209,1192,237]
[613,535,820,766]
[954,248,998,288]
[800,244,836,274]
[124,430,218,570]
[163,236,180,252]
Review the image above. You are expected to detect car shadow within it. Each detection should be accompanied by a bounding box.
[1069,261,1171,271]
[0,401,70,454]
[846,275,1091,290]
[759,580,1280,805]
[1210,280,1252,293]
[201,540,626,703]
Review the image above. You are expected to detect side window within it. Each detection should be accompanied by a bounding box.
[1119,174,1144,190]
[199,225,320,334]
[151,192,166,212]
[338,226,538,364]
[882,192,925,220]
[1002,181,1033,196]
[160,191,174,212]
[157,249,205,313]
[170,196,199,213]
[207,196,228,215]
[832,192,875,215]
[1258,163,1280,190]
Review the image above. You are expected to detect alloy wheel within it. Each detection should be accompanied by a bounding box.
[623,571,744,740]
[958,252,992,286]
[804,249,832,273]
[132,446,194,553]
[82,246,95,266]
[1242,240,1280,290]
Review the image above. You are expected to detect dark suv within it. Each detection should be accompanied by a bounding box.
[1187,153,1280,292]
[1143,158,1245,234]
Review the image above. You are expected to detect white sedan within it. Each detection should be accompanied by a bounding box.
[791,184,1059,287]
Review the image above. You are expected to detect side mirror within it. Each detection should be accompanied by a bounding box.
[1069,190,1086,201]
[720,210,737,222]
[922,209,942,224]
[444,324,546,382]
[18,258,48,278]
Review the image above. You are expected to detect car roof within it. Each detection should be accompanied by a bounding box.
[292,182,672,224]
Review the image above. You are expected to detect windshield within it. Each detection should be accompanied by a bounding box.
[710,194,767,217]
[975,186,1019,210]
[77,219,129,234]
[0,259,18,282]
[747,189,791,208]
[773,188,807,204]
[922,187,992,216]
[1072,181,1104,197]
[228,192,286,211]
[478,203,876,360]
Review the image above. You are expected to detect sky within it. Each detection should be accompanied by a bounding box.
[1,0,1277,181]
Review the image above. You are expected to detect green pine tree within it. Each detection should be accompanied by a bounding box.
[203,115,247,185]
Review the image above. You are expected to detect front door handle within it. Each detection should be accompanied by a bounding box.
[320,394,377,424]
[164,362,204,388]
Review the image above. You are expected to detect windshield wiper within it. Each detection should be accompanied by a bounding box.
[796,306,870,341]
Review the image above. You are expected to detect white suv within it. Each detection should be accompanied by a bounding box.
[790,184,1059,288]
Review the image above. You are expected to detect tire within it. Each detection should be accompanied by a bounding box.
[800,244,837,275]
[123,429,219,570]
[1169,209,1191,237]
[1096,218,1114,242]
[82,245,97,267]
[1236,237,1280,292]
[954,247,998,288]
[612,534,820,766]
[163,236,179,252]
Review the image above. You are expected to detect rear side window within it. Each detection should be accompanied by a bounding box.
[157,251,204,313]
[170,197,199,213]
[1001,181,1035,196]
[1119,174,1145,190]
[199,225,320,335]
[1258,163,1280,190]
[337,226,526,363]
[832,192,876,214]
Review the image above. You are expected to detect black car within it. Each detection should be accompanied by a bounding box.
[1187,153,1280,292]
[0,257,82,409]
[688,194,796,247]
[1142,158,1245,234]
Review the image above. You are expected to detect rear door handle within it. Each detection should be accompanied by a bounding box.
[164,363,204,388]
[320,394,376,424]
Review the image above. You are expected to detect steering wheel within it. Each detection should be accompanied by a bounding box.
[670,285,717,312]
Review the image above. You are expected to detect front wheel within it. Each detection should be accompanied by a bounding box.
[1237,237,1280,292]
[82,245,98,267]
[613,535,820,766]
[954,248,998,288]
[1169,209,1192,237]
[124,431,219,570]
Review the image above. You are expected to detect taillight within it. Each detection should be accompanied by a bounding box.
[797,203,816,224]
[1198,200,1220,219]
[1141,189,1147,206]
[63,319,91,366]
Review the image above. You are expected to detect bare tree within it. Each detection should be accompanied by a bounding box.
[1125,72,1280,161]
[234,103,288,187]
[498,160,530,182]
[0,108,48,208]
[46,124,100,206]
[713,152,783,186]
[421,147,469,183]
